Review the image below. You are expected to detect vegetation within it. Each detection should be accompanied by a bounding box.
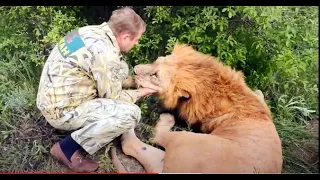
[0,6,318,173]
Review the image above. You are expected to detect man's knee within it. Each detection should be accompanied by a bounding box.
[74,98,142,130]
[70,103,142,154]
[110,102,142,131]
[126,103,142,126]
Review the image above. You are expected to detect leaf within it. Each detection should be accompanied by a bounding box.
[228,11,232,18]
[220,24,223,31]
[286,40,290,47]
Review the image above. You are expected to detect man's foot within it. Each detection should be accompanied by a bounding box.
[50,142,99,172]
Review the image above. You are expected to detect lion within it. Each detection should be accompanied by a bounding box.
[112,44,283,173]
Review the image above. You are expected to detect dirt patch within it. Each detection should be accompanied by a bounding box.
[0,114,72,172]
[305,116,319,169]
[286,116,319,173]
[307,116,319,135]
[4,114,154,172]
[17,115,64,143]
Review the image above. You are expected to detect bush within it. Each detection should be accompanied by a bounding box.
[0,6,88,171]
[0,6,87,119]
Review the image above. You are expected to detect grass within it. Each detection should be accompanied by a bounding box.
[270,94,319,173]
[274,118,318,173]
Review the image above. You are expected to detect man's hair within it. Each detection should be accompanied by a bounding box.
[108,7,146,39]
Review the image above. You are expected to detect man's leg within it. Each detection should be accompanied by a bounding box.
[49,98,141,172]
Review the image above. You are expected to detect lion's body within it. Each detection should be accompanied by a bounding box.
[117,44,283,173]
[157,120,282,173]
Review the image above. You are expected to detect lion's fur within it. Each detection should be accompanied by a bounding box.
[158,44,272,133]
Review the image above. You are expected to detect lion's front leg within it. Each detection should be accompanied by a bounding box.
[152,113,175,147]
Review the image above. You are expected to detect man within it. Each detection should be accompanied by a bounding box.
[36,7,156,172]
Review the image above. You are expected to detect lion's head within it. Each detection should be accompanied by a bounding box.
[134,44,271,127]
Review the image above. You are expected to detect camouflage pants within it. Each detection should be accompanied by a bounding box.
[47,98,141,155]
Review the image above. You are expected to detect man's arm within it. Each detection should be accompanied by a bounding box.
[89,51,143,104]
[78,29,155,103]
[116,89,141,103]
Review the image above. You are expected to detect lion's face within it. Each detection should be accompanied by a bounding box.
[134,54,189,110]
[134,44,272,129]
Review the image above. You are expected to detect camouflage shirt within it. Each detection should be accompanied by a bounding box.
[36,22,140,121]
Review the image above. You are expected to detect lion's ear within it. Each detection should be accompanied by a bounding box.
[180,90,190,99]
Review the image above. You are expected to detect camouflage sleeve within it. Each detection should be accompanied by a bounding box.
[117,89,141,103]
[86,47,142,105]
[89,52,141,104]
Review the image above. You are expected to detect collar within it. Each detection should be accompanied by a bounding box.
[100,22,122,57]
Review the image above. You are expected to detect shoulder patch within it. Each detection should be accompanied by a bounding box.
[58,30,85,58]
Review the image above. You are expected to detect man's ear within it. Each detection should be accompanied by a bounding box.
[123,34,131,41]
[119,32,130,41]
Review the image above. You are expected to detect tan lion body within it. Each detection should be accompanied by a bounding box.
[114,44,283,173]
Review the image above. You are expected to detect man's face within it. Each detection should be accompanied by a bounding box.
[117,30,143,53]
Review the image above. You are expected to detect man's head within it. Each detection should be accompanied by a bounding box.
[108,7,146,53]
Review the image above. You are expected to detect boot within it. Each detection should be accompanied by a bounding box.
[50,142,99,172]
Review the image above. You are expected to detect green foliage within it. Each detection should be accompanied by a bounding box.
[0,6,88,171]
[126,5,318,120]
[0,6,86,66]
[0,6,87,119]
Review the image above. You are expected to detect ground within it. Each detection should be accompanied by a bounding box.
[0,96,318,173]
